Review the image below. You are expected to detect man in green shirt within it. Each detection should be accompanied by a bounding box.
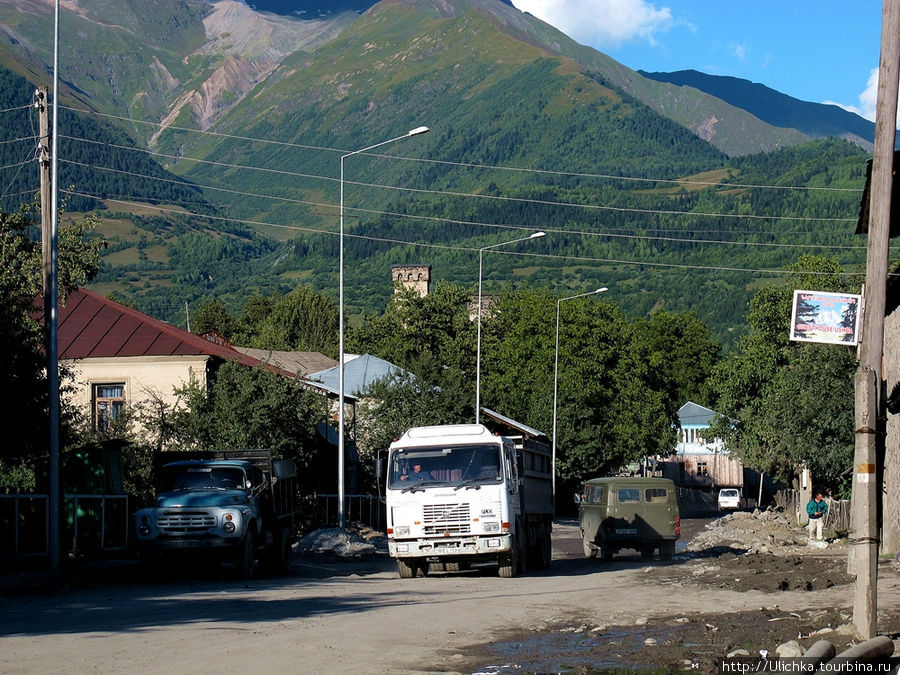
[806,492,828,541]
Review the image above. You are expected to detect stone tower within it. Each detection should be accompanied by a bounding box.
[391,264,431,297]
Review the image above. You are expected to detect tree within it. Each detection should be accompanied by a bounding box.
[709,256,859,495]
[0,200,105,489]
[153,361,328,493]
[232,286,338,355]
[341,282,479,469]
[191,298,235,337]
[632,310,721,409]
[483,287,680,483]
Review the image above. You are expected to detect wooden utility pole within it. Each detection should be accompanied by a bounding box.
[36,86,61,569]
[37,87,52,296]
[852,0,900,640]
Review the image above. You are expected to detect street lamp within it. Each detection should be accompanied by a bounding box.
[475,231,545,423]
[552,287,607,497]
[338,125,429,529]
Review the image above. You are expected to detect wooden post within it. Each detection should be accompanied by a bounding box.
[852,369,879,638]
[851,0,900,639]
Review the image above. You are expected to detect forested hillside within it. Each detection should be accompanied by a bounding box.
[0,0,873,351]
[0,69,209,214]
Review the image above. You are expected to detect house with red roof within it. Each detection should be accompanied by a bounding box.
[57,288,336,431]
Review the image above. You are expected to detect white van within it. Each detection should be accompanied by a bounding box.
[717,488,743,511]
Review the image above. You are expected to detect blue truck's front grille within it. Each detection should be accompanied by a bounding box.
[158,511,215,533]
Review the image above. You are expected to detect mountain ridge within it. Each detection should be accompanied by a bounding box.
[639,69,875,150]
[0,0,871,157]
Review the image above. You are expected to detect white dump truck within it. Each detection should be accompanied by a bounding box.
[383,424,553,578]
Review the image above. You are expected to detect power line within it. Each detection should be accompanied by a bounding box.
[62,105,865,194]
[63,190,870,278]
[0,104,34,114]
[58,159,869,252]
[342,177,858,224]
[59,136,861,229]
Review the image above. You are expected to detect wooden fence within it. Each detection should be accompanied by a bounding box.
[774,490,850,534]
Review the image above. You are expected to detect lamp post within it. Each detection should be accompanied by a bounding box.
[552,287,607,497]
[338,125,428,529]
[475,231,546,423]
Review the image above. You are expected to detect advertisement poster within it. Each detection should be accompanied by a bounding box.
[789,290,861,346]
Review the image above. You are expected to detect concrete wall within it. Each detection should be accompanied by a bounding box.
[63,355,211,430]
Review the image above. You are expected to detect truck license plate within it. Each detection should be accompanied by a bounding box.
[615,528,638,535]
[434,547,460,555]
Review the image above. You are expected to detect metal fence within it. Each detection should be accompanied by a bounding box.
[1,494,129,560]
[774,490,850,534]
[315,494,385,531]
[0,494,49,557]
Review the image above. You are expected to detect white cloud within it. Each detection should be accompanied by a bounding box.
[512,0,673,48]
[825,68,900,129]
[729,43,748,63]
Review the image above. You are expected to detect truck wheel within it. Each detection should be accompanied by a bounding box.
[516,522,528,575]
[498,536,519,578]
[660,541,675,561]
[277,527,293,571]
[582,534,597,559]
[600,541,614,562]
[238,530,257,579]
[397,558,418,579]
[541,522,552,568]
[498,551,516,578]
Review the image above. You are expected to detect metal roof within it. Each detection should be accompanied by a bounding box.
[678,401,717,427]
[233,348,337,376]
[57,288,263,368]
[480,408,547,440]
[305,354,414,397]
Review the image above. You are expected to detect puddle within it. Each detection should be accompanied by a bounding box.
[473,625,691,674]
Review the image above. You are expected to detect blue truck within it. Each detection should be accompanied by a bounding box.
[134,450,298,577]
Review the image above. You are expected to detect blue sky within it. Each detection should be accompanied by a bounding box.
[510,0,886,121]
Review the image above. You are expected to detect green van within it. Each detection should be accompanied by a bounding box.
[579,477,680,561]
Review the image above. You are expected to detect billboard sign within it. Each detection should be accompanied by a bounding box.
[789,290,861,346]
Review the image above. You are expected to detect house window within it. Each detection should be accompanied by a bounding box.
[94,384,125,431]
[697,462,708,477]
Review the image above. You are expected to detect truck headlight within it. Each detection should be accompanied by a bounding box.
[394,526,410,537]
[138,515,152,536]
[482,521,500,533]
[223,521,236,534]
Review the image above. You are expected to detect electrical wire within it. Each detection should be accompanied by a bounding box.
[58,158,868,252]
[62,190,870,278]
[61,105,865,193]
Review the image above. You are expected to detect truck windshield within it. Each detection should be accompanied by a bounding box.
[161,466,247,491]
[389,444,503,489]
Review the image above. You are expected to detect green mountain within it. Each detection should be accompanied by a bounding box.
[0,0,871,349]
[640,69,876,150]
[0,0,841,156]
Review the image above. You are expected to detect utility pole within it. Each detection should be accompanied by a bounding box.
[852,0,899,640]
[38,87,51,295]
[36,85,61,569]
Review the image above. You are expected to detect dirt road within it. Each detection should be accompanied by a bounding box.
[1,519,897,674]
